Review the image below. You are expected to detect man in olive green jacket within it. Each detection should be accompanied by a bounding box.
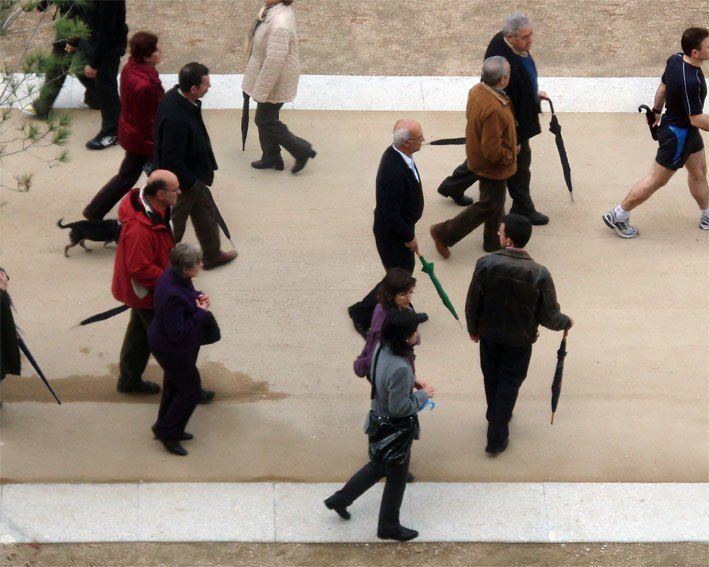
[430,56,517,257]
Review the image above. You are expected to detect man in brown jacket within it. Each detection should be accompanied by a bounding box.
[430,56,517,257]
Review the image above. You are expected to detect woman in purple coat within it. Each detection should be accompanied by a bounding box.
[149,243,211,456]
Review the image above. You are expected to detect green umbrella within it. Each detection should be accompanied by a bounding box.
[418,255,462,327]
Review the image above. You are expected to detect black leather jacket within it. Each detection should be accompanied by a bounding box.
[465,248,570,346]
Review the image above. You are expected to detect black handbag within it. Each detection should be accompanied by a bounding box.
[199,311,221,345]
[366,347,419,464]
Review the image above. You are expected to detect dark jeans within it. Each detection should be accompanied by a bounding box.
[254,102,312,161]
[152,348,202,442]
[328,451,411,532]
[171,181,221,262]
[348,232,415,330]
[78,49,122,137]
[431,177,506,249]
[436,139,537,215]
[83,151,148,220]
[479,338,533,448]
[118,308,153,388]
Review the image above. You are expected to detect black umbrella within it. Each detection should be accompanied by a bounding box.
[546,98,573,201]
[429,137,466,146]
[17,337,62,404]
[203,185,235,247]
[79,304,129,326]
[637,104,659,141]
[550,329,569,424]
[241,91,250,151]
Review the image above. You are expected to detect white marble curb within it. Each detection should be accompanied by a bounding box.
[10,74,709,113]
[0,482,706,544]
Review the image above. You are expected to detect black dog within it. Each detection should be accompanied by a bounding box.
[57,218,121,257]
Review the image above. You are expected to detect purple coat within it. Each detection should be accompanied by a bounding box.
[148,268,210,354]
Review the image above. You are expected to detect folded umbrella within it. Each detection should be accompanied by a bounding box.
[546,98,574,201]
[79,304,129,325]
[418,255,462,327]
[429,137,466,146]
[17,337,61,404]
[241,91,250,151]
[637,104,659,141]
[203,185,235,248]
[550,329,569,424]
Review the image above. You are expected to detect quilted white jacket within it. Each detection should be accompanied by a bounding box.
[242,3,300,104]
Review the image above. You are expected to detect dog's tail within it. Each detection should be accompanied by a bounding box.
[57,218,72,229]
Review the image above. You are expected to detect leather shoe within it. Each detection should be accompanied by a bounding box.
[377,525,419,541]
[527,211,549,225]
[160,439,188,456]
[117,379,160,394]
[406,471,415,483]
[292,149,316,174]
[198,389,215,405]
[203,250,238,270]
[485,438,509,455]
[483,239,503,253]
[414,312,428,325]
[430,226,450,259]
[324,496,351,520]
[180,432,194,441]
[437,187,473,206]
[347,305,369,338]
[251,158,284,171]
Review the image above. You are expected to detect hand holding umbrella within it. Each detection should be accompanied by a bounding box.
[550,328,570,424]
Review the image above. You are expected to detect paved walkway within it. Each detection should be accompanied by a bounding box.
[1,482,706,544]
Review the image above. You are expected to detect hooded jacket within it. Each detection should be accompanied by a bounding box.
[242,2,300,104]
[118,57,164,157]
[112,189,174,309]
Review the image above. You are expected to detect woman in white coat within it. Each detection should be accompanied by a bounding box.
[242,0,316,174]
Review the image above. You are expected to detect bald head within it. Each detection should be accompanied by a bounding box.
[392,119,424,156]
[147,169,179,188]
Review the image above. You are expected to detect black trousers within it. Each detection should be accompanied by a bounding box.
[328,451,411,532]
[83,151,148,220]
[33,44,73,118]
[479,338,533,448]
[151,348,202,442]
[117,308,153,388]
[78,49,122,137]
[436,139,537,216]
[348,232,415,330]
[254,102,312,161]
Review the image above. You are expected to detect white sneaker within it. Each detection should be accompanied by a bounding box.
[700,214,709,231]
[21,104,37,117]
[602,210,639,238]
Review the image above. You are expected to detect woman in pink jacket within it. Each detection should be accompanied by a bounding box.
[82,32,164,220]
[242,0,316,174]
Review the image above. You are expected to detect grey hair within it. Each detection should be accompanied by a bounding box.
[503,13,531,36]
[392,127,411,147]
[169,243,202,275]
[481,56,509,86]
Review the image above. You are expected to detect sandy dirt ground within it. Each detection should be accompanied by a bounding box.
[1,1,708,566]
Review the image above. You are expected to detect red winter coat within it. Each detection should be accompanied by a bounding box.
[118,57,164,157]
[112,189,174,309]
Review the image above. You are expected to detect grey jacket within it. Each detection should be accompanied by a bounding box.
[371,346,428,419]
[465,248,570,346]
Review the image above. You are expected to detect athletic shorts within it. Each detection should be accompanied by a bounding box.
[655,124,704,170]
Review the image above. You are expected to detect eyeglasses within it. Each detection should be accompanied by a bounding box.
[407,135,425,143]
[161,187,181,193]
[397,289,415,296]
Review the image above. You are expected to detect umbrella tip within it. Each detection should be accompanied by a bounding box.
[550,413,555,425]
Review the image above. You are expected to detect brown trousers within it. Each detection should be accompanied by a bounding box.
[171,181,221,262]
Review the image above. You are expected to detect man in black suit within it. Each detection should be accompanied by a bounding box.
[348,119,426,336]
[436,13,549,226]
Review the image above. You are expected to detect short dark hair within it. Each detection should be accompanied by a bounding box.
[178,62,209,92]
[129,31,158,62]
[143,178,167,197]
[381,310,419,358]
[281,0,293,5]
[376,268,416,309]
[681,27,709,56]
[502,213,532,247]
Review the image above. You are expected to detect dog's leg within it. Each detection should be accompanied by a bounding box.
[64,244,73,257]
[79,240,92,252]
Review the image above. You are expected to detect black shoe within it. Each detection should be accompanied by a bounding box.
[347,305,369,338]
[160,439,188,456]
[198,389,215,405]
[406,471,415,483]
[83,96,100,110]
[527,211,549,225]
[437,187,474,207]
[485,438,509,455]
[180,432,194,441]
[251,158,284,171]
[117,380,161,394]
[292,149,316,174]
[86,135,119,150]
[414,312,428,325]
[324,496,351,520]
[377,525,419,541]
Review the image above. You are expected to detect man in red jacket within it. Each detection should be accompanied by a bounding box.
[112,169,178,394]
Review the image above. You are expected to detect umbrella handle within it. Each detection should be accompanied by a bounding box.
[545,98,555,114]
[563,328,569,340]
